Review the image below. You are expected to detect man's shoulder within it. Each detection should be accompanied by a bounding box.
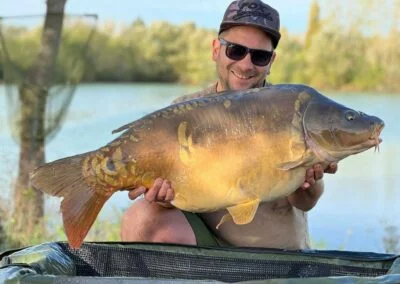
[171,80,273,105]
[172,83,218,104]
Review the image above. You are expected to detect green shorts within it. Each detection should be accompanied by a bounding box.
[182,211,221,247]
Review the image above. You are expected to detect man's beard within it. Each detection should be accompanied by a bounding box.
[217,62,265,91]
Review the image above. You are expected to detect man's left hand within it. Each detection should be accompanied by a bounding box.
[300,162,338,190]
[288,162,338,211]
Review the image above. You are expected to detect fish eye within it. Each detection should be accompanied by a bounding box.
[345,110,358,121]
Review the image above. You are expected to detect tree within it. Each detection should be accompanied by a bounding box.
[383,1,400,91]
[304,0,321,49]
[12,0,67,245]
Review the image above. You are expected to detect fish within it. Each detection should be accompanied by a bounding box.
[30,84,384,248]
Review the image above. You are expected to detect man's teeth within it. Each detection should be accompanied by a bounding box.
[233,71,253,79]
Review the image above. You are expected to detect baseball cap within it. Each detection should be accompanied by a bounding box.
[219,0,281,48]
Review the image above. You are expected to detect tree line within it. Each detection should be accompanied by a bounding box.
[1,2,399,92]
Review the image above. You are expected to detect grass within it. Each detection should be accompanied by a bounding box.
[0,201,124,251]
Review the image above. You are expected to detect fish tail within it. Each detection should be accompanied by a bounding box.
[30,152,111,248]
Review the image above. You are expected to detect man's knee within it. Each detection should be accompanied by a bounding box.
[121,199,151,240]
[120,199,196,245]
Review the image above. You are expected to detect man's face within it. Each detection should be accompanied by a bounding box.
[213,26,276,92]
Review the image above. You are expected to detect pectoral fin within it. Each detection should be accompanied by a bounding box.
[216,199,260,229]
[278,159,307,170]
[278,149,316,170]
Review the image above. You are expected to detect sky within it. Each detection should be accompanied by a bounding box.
[0,0,313,34]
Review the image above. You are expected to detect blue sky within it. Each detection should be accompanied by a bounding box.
[0,0,312,34]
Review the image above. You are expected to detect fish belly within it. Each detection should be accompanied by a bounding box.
[169,134,307,213]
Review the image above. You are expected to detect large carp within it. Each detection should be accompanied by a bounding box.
[31,84,384,248]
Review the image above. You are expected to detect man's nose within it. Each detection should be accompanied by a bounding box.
[236,53,254,69]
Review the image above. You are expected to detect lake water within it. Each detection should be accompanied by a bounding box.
[1,83,399,253]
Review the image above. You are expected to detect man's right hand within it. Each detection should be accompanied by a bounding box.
[128,178,175,208]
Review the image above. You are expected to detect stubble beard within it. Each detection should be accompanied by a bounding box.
[217,62,266,92]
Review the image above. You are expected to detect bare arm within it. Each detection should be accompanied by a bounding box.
[288,163,338,211]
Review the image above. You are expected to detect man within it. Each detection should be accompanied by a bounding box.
[121,0,337,249]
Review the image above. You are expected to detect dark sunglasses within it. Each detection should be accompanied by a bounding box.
[219,38,273,67]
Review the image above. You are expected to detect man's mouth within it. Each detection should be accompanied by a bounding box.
[231,70,255,80]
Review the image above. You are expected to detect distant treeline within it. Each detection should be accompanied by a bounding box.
[0,2,399,92]
[0,20,216,86]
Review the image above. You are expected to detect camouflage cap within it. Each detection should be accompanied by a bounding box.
[219,0,281,48]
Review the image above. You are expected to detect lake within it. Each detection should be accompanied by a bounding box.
[0,83,399,253]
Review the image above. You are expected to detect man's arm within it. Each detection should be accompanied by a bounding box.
[288,163,338,211]
[287,179,324,212]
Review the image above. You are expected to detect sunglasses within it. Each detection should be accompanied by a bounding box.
[219,38,274,67]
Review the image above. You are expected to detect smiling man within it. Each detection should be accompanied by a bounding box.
[172,0,279,103]
[121,0,337,249]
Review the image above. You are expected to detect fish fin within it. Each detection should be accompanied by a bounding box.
[112,122,133,134]
[30,152,110,248]
[278,149,316,170]
[216,213,232,229]
[277,159,307,170]
[61,188,110,248]
[226,199,260,225]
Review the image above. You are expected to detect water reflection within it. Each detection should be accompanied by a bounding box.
[383,225,400,254]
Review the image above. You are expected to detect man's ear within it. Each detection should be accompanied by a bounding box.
[266,51,277,75]
[212,38,220,61]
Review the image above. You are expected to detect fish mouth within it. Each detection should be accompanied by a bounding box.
[368,124,384,152]
[367,136,382,152]
[345,124,384,154]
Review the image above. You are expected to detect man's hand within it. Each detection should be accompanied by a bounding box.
[300,162,338,190]
[128,178,175,208]
[288,162,338,211]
